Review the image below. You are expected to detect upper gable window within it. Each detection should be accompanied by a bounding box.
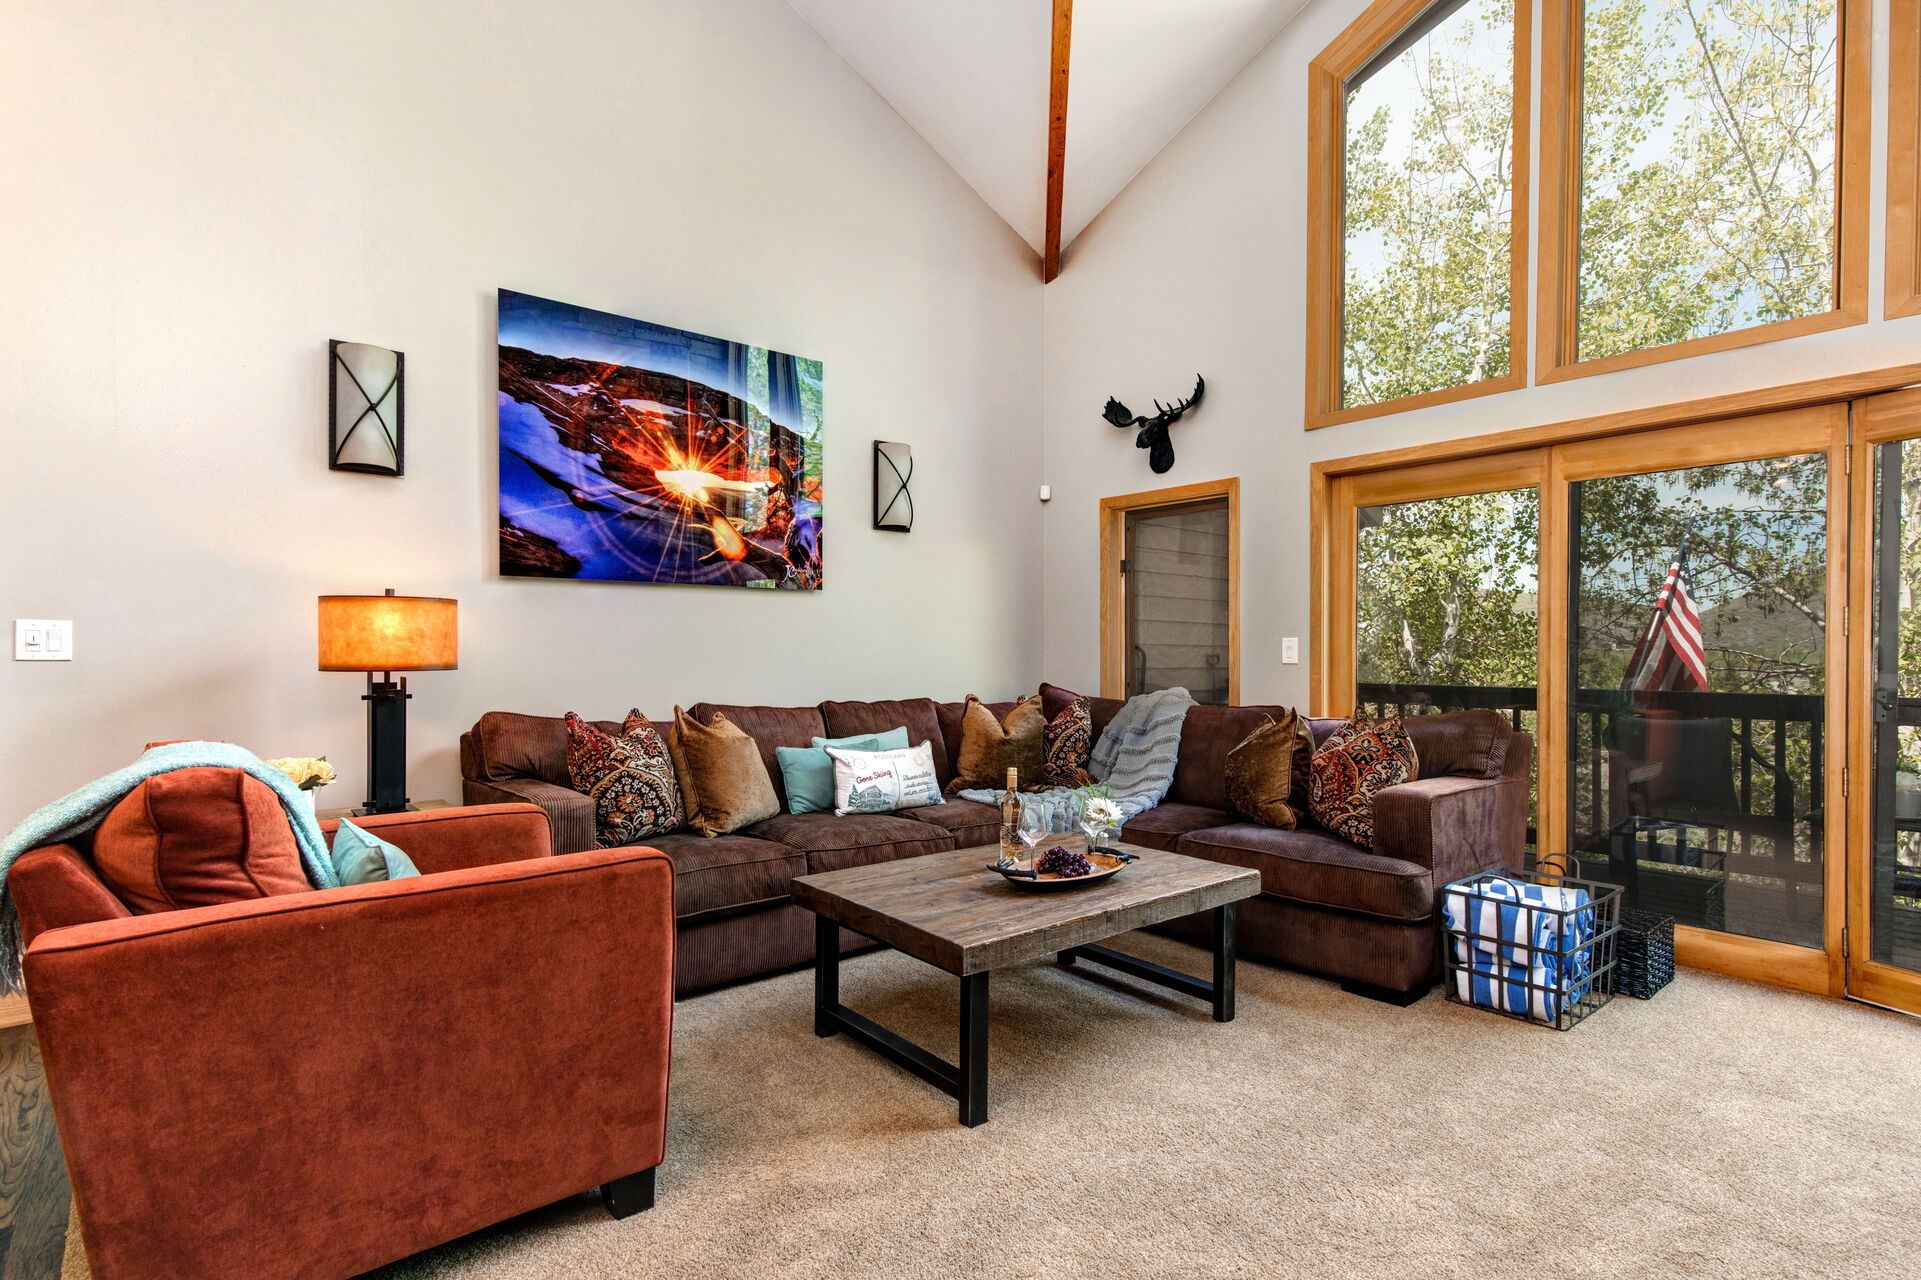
[1543,0,1866,377]
[1308,0,1529,427]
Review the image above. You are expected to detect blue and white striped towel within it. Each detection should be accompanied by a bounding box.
[1453,958,1566,1022]
[1442,877,1593,972]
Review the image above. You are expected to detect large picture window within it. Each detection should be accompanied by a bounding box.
[1540,0,1869,379]
[1306,0,1531,429]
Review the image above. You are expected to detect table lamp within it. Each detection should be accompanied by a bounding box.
[318,589,458,814]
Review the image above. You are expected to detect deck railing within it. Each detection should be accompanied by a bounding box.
[1356,680,1826,946]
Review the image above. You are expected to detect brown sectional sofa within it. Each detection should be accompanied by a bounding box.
[460,685,1531,1003]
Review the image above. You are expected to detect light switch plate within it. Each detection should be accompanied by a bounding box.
[1281,636,1299,665]
[15,619,73,661]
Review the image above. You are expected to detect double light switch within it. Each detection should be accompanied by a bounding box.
[15,619,73,661]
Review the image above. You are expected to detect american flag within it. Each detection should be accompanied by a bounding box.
[1622,541,1709,694]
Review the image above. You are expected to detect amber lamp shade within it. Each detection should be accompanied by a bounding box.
[318,593,457,673]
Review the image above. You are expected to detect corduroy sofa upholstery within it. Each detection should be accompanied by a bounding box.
[462,688,1530,1002]
[12,803,675,1280]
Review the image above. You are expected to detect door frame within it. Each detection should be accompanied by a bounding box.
[1845,387,1921,1012]
[1099,478,1240,702]
[1312,401,1855,996]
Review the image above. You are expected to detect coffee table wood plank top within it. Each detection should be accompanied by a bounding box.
[790,842,1259,976]
[793,841,1261,1126]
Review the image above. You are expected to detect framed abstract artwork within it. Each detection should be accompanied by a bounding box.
[497,289,824,589]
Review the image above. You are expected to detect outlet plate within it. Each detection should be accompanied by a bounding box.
[15,619,73,661]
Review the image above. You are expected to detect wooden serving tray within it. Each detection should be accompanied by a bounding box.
[987,843,1133,890]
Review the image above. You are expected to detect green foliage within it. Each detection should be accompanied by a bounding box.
[1356,488,1538,687]
[1342,0,1514,408]
[1575,454,1827,695]
[1576,0,1839,360]
[1340,0,1840,400]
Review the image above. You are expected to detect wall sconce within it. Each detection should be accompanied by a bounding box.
[873,440,913,532]
[329,340,405,476]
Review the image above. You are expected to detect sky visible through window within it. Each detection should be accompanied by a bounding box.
[1341,0,1515,410]
[1575,0,1839,360]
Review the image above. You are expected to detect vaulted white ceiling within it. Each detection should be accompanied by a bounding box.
[785,0,1310,266]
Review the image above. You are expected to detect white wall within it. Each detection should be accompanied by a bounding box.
[1041,0,1921,707]
[0,0,1044,819]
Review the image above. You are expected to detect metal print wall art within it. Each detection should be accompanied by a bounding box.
[498,289,823,589]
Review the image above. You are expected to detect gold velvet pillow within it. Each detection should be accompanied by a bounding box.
[947,695,1046,794]
[666,706,779,838]
[1224,710,1316,829]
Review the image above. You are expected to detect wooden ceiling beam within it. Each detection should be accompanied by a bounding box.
[1043,0,1073,282]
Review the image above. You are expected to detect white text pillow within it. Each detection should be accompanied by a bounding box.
[825,742,944,815]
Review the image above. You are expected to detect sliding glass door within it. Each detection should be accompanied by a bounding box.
[1559,417,1843,981]
[1324,409,1849,993]
[1848,389,1921,1014]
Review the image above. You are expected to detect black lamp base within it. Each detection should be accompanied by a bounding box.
[361,675,412,814]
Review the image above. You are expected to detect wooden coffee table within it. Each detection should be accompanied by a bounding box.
[790,841,1260,1126]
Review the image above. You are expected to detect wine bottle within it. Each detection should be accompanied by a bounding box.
[998,767,1020,867]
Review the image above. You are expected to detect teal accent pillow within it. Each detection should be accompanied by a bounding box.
[777,728,911,814]
[331,819,423,886]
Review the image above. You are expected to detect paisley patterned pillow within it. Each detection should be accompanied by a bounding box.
[1044,697,1099,788]
[566,710,683,847]
[1308,714,1419,848]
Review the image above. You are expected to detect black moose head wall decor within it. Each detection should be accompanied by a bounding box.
[1102,375,1205,475]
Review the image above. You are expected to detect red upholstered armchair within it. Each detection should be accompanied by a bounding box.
[10,804,675,1280]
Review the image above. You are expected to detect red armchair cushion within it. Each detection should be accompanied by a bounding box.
[90,768,310,914]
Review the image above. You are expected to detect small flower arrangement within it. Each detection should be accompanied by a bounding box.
[269,756,336,792]
[1076,783,1123,847]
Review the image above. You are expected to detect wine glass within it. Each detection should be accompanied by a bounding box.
[1018,807,1050,871]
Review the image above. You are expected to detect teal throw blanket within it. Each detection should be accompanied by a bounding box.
[0,741,340,992]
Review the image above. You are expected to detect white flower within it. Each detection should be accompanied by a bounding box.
[1084,797,1123,828]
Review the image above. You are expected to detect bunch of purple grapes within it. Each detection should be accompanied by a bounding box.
[1038,845,1092,878]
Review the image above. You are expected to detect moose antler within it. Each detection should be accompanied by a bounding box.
[1103,375,1205,474]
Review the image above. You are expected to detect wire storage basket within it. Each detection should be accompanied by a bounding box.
[1613,908,1675,1000]
[1440,858,1621,1031]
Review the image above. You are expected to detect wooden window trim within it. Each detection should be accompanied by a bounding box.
[1310,359,1921,479]
[1099,478,1240,702]
[1304,0,1533,431]
[1889,0,1921,320]
[1537,0,1871,384]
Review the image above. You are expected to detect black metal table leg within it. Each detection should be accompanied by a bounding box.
[815,915,840,1038]
[958,972,989,1127]
[1212,902,1237,1023]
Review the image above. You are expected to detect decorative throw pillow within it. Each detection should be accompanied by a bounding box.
[91,768,313,915]
[776,728,909,814]
[667,706,780,838]
[947,695,1046,794]
[566,711,683,847]
[1224,710,1316,829]
[1044,697,1099,788]
[329,819,423,886]
[825,742,945,816]
[1308,714,1420,848]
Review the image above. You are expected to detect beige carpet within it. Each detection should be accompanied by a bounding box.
[64,933,1921,1279]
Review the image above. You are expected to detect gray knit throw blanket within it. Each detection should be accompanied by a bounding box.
[959,686,1195,829]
